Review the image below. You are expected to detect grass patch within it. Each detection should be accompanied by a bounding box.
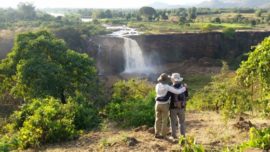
[128,21,252,34]
[99,132,128,148]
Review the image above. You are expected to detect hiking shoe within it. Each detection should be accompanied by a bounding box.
[168,136,177,140]
[154,134,164,139]
[168,136,178,143]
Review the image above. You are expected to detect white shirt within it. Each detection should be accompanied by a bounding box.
[155,83,186,104]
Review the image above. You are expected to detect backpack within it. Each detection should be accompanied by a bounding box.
[173,84,187,109]
[173,93,186,108]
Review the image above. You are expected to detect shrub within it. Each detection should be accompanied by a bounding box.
[0,135,19,152]
[179,136,205,152]
[237,36,270,91]
[73,97,101,130]
[223,27,236,39]
[200,23,214,32]
[240,127,270,151]
[106,91,155,127]
[1,96,100,149]
[111,79,153,103]
[188,62,252,119]
[105,79,155,127]
[190,37,270,119]
[12,98,78,149]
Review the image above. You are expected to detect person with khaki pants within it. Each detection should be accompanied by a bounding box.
[155,73,187,139]
[155,102,169,137]
[169,73,188,139]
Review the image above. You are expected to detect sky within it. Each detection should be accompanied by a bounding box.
[0,0,206,8]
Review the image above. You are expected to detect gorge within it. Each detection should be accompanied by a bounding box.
[1,30,270,77]
[90,31,270,76]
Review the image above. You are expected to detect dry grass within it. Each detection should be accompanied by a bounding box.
[29,111,270,152]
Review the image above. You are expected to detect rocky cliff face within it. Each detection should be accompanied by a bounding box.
[88,36,125,74]
[89,31,270,74]
[130,32,270,63]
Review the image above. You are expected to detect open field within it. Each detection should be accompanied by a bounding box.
[127,21,259,34]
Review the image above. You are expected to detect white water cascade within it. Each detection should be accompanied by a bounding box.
[123,37,153,73]
[105,25,156,74]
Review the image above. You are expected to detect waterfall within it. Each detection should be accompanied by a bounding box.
[123,37,153,73]
[97,44,104,75]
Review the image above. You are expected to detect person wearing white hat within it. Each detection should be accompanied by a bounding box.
[168,73,188,140]
[154,73,187,139]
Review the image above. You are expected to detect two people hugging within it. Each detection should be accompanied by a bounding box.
[155,73,188,140]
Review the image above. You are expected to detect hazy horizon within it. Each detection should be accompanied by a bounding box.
[0,0,206,8]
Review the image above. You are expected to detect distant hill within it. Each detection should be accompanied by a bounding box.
[197,0,270,8]
[147,0,270,9]
[148,2,183,9]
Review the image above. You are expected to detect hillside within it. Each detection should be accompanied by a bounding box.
[38,111,270,151]
[148,0,270,9]
[197,0,270,8]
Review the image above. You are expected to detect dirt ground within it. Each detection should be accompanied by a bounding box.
[28,111,270,152]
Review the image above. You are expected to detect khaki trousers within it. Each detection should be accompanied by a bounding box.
[155,103,169,137]
[170,108,185,138]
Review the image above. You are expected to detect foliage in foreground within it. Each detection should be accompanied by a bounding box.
[223,127,270,152]
[242,127,270,150]
[105,79,155,127]
[179,136,205,152]
[0,97,100,150]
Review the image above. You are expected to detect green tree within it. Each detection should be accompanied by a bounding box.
[17,2,36,20]
[178,16,187,25]
[212,17,221,24]
[160,11,168,20]
[237,36,270,91]
[250,19,257,26]
[255,9,263,17]
[188,7,197,20]
[92,10,106,19]
[104,9,112,18]
[0,31,99,104]
[139,6,156,21]
[266,13,270,23]
[234,14,243,23]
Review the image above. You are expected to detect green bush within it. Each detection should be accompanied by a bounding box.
[1,96,100,150]
[223,27,236,39]
[111,79,153,103]
[179,136,205,152]
[105,79,155,127]
[12,98,78,149]
[74,96,101,130]
[200,23,214,32]
[0,135,19,152]
[0,141,9,152]
[242,127,270,150]
[188,62,252,119]
[106,91,155,127]
[223,127,270,151]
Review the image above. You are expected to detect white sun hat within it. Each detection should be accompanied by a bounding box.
[169,73,183,82]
